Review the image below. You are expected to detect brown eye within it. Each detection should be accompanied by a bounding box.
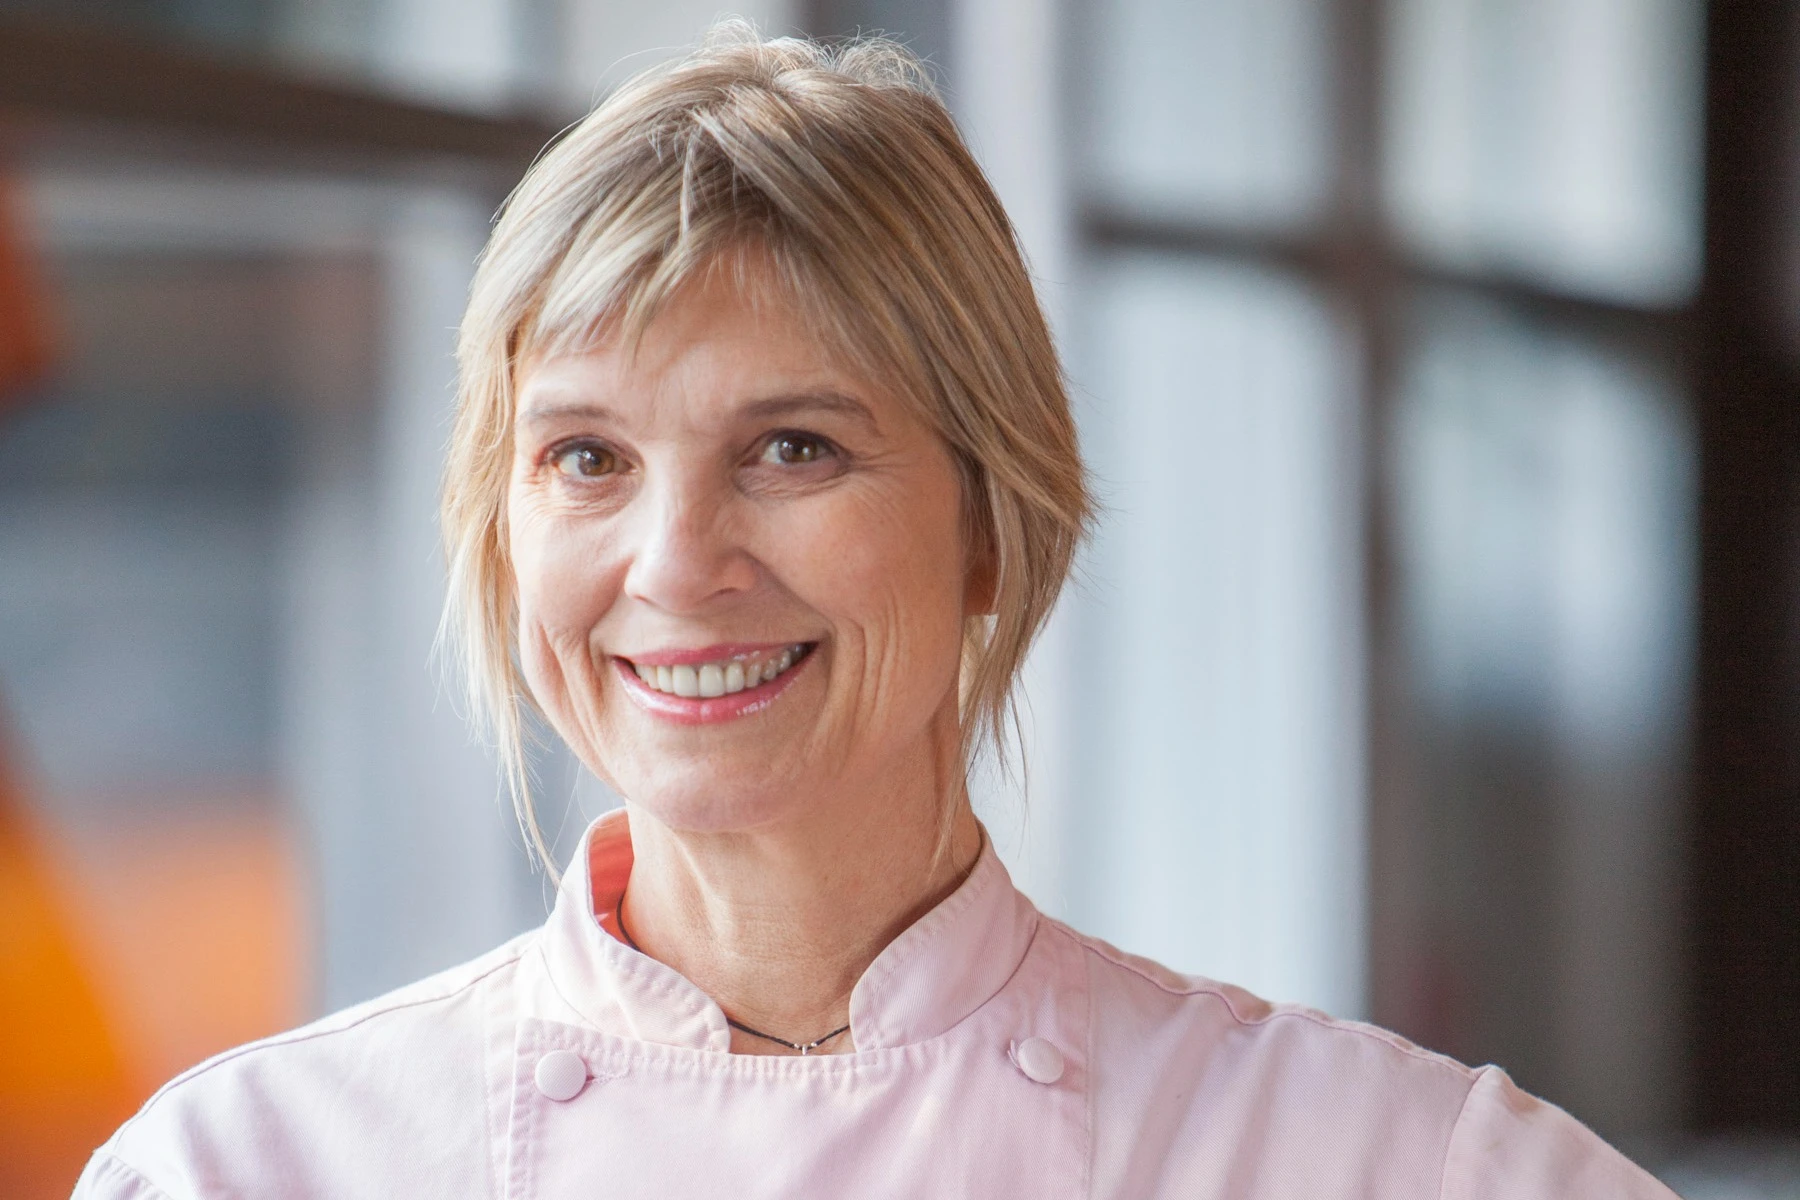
[553,444,619,478]
[763,434,829,465]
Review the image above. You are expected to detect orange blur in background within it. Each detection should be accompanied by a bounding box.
[0,181,309,1199]
[0,734,308,1197]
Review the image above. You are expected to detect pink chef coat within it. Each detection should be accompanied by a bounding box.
[75,809,1674,1198]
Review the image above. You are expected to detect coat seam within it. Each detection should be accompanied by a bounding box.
[1079,926,1098,1200]
[83,1150,179,1200]
[1066,924,1479,1083]
[120,944,529,1136]
[481,954,511,1200]
[1437,1066,1487,1200]
[508,1025,541,1200]
[483,981,499,1200]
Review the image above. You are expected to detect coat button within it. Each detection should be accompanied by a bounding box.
[534,1050,589,1101]
[1011,1037,1065,1085]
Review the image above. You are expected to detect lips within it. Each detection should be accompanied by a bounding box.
[613,642,818,724]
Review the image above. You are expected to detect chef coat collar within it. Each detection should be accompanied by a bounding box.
[538,807,1040,1052]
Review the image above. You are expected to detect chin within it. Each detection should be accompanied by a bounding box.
[616,767,805,834]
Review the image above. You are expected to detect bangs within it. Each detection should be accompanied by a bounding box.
[515,179,885,407]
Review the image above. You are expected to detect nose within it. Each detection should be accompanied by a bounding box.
[620,471,757,614]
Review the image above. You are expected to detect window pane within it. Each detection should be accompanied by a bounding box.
[0,1,799,115]
[1383,0,1703,305]
[1386,295,1694,1140]
[0,0,383,89]
[1079,0,1332,229]
[1065,254,1364,1016]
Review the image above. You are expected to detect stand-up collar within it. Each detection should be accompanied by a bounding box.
[537,808,1040,1052]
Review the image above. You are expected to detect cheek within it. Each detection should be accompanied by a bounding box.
[783,480,968,675]
[508,490,618,662]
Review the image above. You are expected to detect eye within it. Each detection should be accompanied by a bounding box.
[551,442,621,479]
[760,432,834,466]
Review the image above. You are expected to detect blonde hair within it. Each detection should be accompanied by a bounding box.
[442,21,1091,869]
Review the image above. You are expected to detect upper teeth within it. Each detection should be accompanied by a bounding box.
[633,646,804,699]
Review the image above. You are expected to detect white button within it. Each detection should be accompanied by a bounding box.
[1012,1037,1064,1085]
[534,1050,589,1101]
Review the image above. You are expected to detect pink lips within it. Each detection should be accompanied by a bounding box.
[613,643,815,725]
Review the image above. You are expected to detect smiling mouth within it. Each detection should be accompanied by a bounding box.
[621,643,815,699]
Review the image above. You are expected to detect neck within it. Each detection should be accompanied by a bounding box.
[614,739,982,1056]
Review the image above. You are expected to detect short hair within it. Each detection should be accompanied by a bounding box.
[442,20,1091,868]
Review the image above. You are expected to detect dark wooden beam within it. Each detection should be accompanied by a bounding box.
[1688,0,1800,1134]
[1078,208,1329,276]
[1079,206,1692,349]
[1321,0,1412,1080]
[0,18,563,176]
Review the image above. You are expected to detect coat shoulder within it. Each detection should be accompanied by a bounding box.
[1047,919,1475,1197]
[1057,917,1479,1081]
[1044,919,1674,1199]
[77,931,537,1200]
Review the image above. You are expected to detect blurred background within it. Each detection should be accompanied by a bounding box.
[0,0,1794,1195]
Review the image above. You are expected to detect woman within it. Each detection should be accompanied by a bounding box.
[78,26,1674,1199]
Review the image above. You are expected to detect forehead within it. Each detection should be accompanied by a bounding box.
[516,268,887,431]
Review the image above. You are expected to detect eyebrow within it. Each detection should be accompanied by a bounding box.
[517,389,882,433]
[516,398,625,427]
[738,390,881,432]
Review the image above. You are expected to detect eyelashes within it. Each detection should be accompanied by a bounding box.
[547,439,625,480]
[539,430,847,485]
[757,430,841,467]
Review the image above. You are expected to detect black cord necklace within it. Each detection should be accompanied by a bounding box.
[613,896,852,1056]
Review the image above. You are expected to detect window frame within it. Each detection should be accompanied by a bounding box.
[1069,0,1799,1134]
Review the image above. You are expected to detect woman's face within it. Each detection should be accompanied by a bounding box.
[507,267,975,833]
